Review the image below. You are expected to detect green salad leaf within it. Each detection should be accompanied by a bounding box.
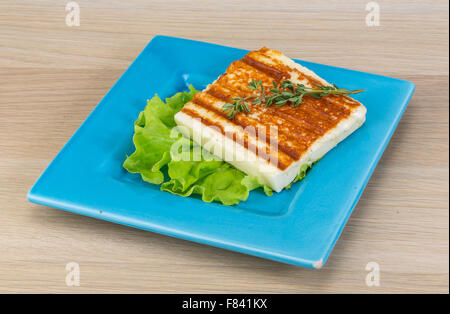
[123,87,196,184]
[123,86,311,205]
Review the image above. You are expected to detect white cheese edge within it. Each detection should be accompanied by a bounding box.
[174,105,366,193]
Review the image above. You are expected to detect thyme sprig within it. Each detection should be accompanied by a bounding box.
[222,79,364,119]
[222,79,261,119]
[222,96,251,119]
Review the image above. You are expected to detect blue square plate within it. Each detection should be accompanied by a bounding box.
[28,35,415,269]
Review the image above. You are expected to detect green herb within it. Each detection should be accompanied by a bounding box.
[222,96,251,119]
[222,79,261,119]
[222,79,364,119]
[266,81,364,108]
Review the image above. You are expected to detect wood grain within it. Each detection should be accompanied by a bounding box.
[0,0,448,293]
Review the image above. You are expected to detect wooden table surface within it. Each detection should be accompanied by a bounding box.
[0,0,448,294]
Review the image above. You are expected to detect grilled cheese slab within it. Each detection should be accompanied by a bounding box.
[174,48,366,192]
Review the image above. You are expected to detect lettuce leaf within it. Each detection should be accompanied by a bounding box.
[284,163,313,190]
[123,86,311,205]
[123,86,273,205]
[123,87,197,184]
[241,175,274,196]
[161,157,250,205]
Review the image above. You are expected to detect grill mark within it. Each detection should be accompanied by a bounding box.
[289,67,322,87]
[214,79,253,99]
[202,61,355,160]
[276,143,301,160]
[180,107,290,170]
[319,97,356,117]
[209,71,318,150]
[192,94,228,118]
[257,47,361,111]
[249,50,360,115]
[206,86,232,103]
[192,94,258,133]
[277,99,338,130]
[224,60,282,87]
[253,49,320,88]
[310,97,351,117]
[181,47,364,172]
[198,90,309,158]
[181,107,223,134]
[300,103,340,122]
[267,106,326,135]
[191,95,252,131]
[242,55,290,82]
[217,56,350,126]
[191,94,302,161]
[251,110,317,148]
[344,95,361,107]
[296,103,340,129]
[258,49,361,110]
[220,55,348,135]
[327,94,361,109]
[215,65,268,98]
